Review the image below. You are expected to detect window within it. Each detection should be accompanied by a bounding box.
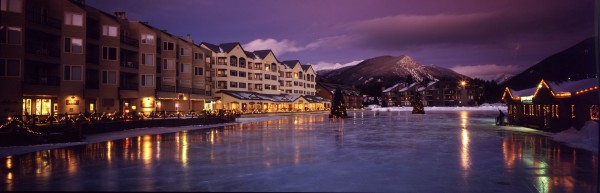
[64,12,83,26]
[102,25,118,37]
[294,81,298,86]
[0,58,19,77]
[265,64,270,71]
[217,69,227,77]
[239,71,246,77]
[64,65,82,81]
[141,34,154,44]
[217,81,227,89]
[230,81,238,88]
[180,63,191,73]
[265,84,271,90]
[141,75,154,87]
[239,83,246,88]
[64,38,83,53]
[271,63,277,72]
[239,58,246,68]
[0,26,21,44]
[194,67,203,76]
[230,56,237,67]
[1,0,22,13]
[180,48,190,56]
[271,85,277,90]
[163,42,174,51]
[194,53,203,60]
[299,72,303,79]
[101,71,117,85]
[217,57,226,65]
[264,74,270,80]
[142,53,154,66]
[229,70,238,76]
[271,75,277,81]
[102,47,117,60]
[162,59,175,70]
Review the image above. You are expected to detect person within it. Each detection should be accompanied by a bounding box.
[496,109,505,126]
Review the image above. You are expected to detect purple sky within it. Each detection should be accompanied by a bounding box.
[87,0,596,80]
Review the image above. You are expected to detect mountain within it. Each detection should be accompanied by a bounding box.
[318,55,469,96]
[502,37,597,90]
[494,73,514,84]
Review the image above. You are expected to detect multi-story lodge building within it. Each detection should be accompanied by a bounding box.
[382,80,484,107]
[316,82,362,109]
[0,0,327,117]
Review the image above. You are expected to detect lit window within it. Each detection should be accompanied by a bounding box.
[141,75,154,87]
[64,12,83,26]
[591,105,599,121]
[102,25,118,37]
[64,65,82,81]
[1,0,22,13]
[142,53,154,66]
[101,71,117,85]
[0,58,20,77]
[0,26,21,45]
[141,34,154,44]
[65,37,83,53]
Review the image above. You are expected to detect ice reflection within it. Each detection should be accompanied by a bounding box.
[501,131,597,193]
[460,111,471,171]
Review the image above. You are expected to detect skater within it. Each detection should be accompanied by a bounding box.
[496,109,505,126]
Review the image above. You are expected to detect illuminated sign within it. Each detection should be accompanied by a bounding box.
[66,100,79,105]
[520,96,533,104]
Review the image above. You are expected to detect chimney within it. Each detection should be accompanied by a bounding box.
[114,12,127,20]
[186,34,192,42]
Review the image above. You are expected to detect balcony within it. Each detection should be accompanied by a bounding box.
[216,74,227,77]
[120,61,139,69]
[192,88,206,95]
[157,84,176,92]
[119,83,138,90]
[248,77,262,81]
[25,45,60,58]
[120,36,139,47]
[217,85,228,90]
[24,76,60,86]
[177,86,191,94]
[25,11,61,30]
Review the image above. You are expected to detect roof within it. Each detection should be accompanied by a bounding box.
[301,65,310,71]
[399,83,418,92]
[219,42,240,53]
[244,51,257,59]
[549,78,598,93]
[200,42,221,53]
[253,50,272,60]
[218,90,329,103]
[281,60,299,69]
[383,83,403,93]
[510,87,537,97]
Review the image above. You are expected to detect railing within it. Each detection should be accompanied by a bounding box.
[119,83,138,90]
[120,36,139,47]
[157,84,176,92]
[120,61,139,69]
[177,86,191,94]
[248,77,262,81]
[216,74,227,77]
[25,11,61,29]
[192,88,206,95]
[24,76,60,86]
[25,46,61,58]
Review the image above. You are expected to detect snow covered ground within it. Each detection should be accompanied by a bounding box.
[552,121,599,153]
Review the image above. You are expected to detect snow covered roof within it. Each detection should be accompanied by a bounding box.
[510,87,537,97]
[399,83,417,92]
[548,78,598,93]
[383,83,403,93]
[218,90,327,103]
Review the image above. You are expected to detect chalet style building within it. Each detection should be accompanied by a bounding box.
[502,78,599,132]
[316,83,362,109]
[383,80,483,107]
[0,0,328,117]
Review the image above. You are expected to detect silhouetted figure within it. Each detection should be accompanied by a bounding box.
[496,110,505,126]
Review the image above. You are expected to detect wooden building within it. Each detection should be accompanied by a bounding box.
[502,78,599,132]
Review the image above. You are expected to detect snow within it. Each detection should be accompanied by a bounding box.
[549,78,598,93]
[383,83,403,92]
[552,121,599,153]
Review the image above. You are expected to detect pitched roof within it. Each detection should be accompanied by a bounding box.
[219,42,240,53]
[548,78,598,93]
[301,65,310,71]
[317,82,361,96]
[281,60,299,68]
[244,51,258,59]
[383,83,403,93]
[253,50,272,60]
[200,42,221,53]
[217,90,328,103]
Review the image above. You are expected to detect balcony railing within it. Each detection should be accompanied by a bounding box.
[24,76,60,86]
[120,61,139,69]
[119,83,138,90]
[217,86,228,89]
[248,77,262,81]
[25,11,61,29]
[157,84,176,92]
[177,86,191,94]
[25,46,61,58]
[192,88,206,95]
[120,36,139,47]
[216,74,227,77]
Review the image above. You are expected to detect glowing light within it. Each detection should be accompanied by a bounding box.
[6,156,12,169]
[460,81,467,87]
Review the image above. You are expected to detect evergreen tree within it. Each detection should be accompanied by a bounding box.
[381,99,388,107]
[330,87,348,118]
[373,97,380,106]
[411,91,425,114]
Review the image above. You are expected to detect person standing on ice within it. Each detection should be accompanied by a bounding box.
[496,109,505,126]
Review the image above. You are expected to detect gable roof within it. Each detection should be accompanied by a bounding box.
[200,42,221,53]
[281,60,299,69]
[244,51,258,59]
[219,42,240,53]
[253,50,272,60]
[301,65,310,71]
[504,78,599,99]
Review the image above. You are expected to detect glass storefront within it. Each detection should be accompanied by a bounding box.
[23,98,53,115]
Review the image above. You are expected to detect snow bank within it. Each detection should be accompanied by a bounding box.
[552,121,599,153]
[370,106,507,112]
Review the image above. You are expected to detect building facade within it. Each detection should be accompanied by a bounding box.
[502,78,599,132]
[316,82,362,109]
[383,80,483,107]
[0,0,325,118]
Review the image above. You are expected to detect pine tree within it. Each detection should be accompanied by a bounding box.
[330,87,348,118]
[411,91,425,114]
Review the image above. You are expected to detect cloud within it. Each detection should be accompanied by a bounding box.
[451,64,524,80]
[309,60,364,71]
[243,38,310,56]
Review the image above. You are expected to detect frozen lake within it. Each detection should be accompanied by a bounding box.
[0,110,597,192]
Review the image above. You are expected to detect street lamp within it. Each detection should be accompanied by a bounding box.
[460,80,467,87]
